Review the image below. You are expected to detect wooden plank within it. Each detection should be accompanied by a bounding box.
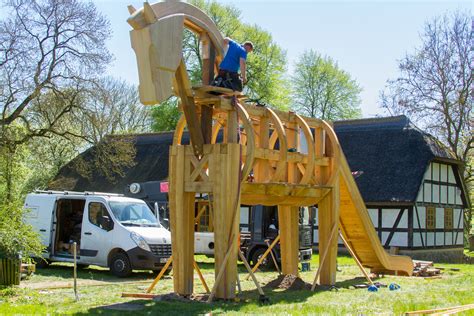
[311,223,338,290]
[245,235,281,279]
[210,144,241,299]
[146,256,173,293]
[254,115,270,183]
[200,34,215,144]
[169,145,195,295]
[122,293,158,299]
[175,60,204,155]
[405,304,474,315]
[226,109,238,144]
[318,175,340,285]
[278,206,299,275]
[339,232,374,285]
[193,260,210,293]
[184,182,213,193]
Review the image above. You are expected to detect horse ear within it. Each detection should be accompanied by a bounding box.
[127,5,136,14]
[143,2,157,24]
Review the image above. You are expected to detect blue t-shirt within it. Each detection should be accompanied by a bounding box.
[219,39,247,73]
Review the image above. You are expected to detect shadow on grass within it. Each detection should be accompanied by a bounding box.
[76,286,319,315]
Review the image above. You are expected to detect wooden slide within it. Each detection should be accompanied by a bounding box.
[336,150,414,276]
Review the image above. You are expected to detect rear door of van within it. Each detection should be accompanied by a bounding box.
[24,194,57,255]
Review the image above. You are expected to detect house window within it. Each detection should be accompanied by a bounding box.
[444,208,453,230]
[426,206,435,229]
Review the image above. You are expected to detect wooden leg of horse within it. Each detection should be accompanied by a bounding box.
[318,176,340,285]
[210,144,241,299]
[278,206,300,276]
[169,145,195,296]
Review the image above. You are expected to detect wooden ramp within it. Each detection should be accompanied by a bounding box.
[337,152,414,276]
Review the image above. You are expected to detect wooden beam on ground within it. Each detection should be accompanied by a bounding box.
[405,303,474,315]
[122,293,158,299]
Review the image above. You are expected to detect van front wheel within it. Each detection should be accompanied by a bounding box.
[110,253,132,277]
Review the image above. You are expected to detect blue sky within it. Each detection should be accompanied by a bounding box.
[92,0,471,117]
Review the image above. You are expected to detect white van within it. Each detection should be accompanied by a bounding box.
[23,191,172,277]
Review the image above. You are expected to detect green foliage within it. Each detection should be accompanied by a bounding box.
[380,11,472,241]
[150,98,182,132]
[184,0,290,110]
[292,50,362,120]
[239,24,290,109]
[0,202,43,259]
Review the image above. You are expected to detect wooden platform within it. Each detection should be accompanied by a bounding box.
[192,85,247,99]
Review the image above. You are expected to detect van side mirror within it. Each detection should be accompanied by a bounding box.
[101,216,114,231]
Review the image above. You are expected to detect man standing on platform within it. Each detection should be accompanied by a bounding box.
[213,37,253,92]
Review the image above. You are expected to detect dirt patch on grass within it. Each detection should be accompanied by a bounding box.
[264,274,311,290]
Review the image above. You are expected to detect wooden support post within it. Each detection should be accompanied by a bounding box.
[245,235,281,280]
[238,250,266,296]
[254,115,270,182]
[169,145,195,295]
[200,35,215,145]
[311,224,337,290]
[339,232,374,285]
[226,109,238,144]
[317,175,340,285]
[147,256,173,293]
[210,144,241,299]
[278,206,299,276]
[193,260,210,293]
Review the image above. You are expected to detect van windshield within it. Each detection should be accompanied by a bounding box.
[109,202,161,227]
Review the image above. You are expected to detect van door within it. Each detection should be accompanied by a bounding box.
[23,195,57,255]
[80,199,114,266]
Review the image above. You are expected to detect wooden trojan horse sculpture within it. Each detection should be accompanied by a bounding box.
[128,1,349,299]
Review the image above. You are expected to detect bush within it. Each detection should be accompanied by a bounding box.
[0,203,44,259]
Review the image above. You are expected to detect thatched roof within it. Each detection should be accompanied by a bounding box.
[50,132,189,194]
[334,115,459,204]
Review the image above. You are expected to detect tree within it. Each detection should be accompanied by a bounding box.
[0,0,112,202]
[59,77,152,185]
[380,11,472,238]
[183,0,290,109]
[150,98,181,132]
[291,50,362,120]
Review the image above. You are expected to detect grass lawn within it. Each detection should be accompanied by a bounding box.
[0,254,473,315]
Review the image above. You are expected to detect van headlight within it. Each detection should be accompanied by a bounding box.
[130,232,151,252]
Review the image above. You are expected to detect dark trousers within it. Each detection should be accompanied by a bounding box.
[212,69,243,92]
